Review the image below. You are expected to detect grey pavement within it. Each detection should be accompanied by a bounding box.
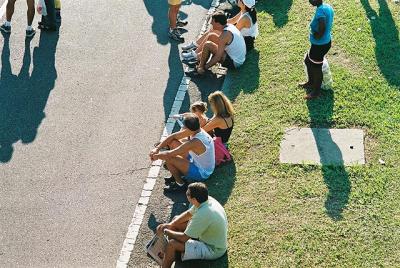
[0,0,210,267]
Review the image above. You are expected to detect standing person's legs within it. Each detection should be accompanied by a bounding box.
[168,1,181,30]
[26,0,35,27]
[44,0,56,28]
[6,0,17,22]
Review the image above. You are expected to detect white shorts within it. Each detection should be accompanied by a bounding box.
[181,240,216,261]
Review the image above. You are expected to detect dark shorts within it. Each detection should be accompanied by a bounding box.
[244,36,255,51]
[222,53,236,69]
[308,41,332,65]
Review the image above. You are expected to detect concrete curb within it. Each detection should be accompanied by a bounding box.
[115,1,220,267]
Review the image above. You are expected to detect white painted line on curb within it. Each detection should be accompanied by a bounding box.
[116,1,220,266]
[0,1,8,18]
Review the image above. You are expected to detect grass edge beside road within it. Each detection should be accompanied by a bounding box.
[211,0,400,267]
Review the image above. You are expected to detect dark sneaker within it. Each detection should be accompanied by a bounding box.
[0,23,11,34]
[164,182,187,193]
[176,19,188,27]
[168,29,184,43]
[164,176,175,185]
[26,28,36,38]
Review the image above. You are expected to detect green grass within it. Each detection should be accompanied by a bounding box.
[208,0,400,267]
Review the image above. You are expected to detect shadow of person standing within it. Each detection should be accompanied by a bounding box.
[306,90,351,220]
[256,0,293,28]
[360,0,400,88]
[0,31,59,163]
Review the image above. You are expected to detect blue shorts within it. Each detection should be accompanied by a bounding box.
[185,156,206,181]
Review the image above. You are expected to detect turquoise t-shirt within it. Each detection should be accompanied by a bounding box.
[309,3,334,45]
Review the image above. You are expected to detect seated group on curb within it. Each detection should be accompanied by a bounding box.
[181,0,258,75]
[149,91,234,193]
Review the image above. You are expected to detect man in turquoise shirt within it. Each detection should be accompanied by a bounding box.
[156,183,228,268]
[299,0,334,99]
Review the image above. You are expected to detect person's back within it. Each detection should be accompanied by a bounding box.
[224,24,247,67]
[185,196,228,258]
[189,130,215,179]
[309,3,334,45]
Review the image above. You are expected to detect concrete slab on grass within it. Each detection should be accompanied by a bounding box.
[280,128,365,166]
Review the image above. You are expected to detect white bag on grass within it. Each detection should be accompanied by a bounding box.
[303,53,333,90]
[37,0,47,16]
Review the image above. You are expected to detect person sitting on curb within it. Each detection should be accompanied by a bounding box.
[182,0,258,59]
[203,91,234,147]
[156,182,228,268]
[184,11,246,74]
[150,114,215,192]
[189,101,209,127]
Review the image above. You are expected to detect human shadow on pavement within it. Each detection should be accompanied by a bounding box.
[306,90,351,220]
[360,0,400,88]
[256,0,293,28]
[0,31,59,163]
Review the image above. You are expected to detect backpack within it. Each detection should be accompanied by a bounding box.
[214,137,231,166]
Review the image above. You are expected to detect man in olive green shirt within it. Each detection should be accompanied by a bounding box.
[156,183,228,268]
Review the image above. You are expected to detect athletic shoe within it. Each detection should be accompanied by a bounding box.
[164,182,187,193]
[182,50,197,61]
[164,176,175,185]
[26,28,36,38]
[168,29,184,43]
[182,58,198,67]
[176,19,188,27]
[181,41,198,52]
[0,23,11,34]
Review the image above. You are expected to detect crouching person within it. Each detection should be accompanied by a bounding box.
[157,183,228,268]
[150,113,215,192]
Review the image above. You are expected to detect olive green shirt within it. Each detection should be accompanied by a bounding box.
[184,196,228,257]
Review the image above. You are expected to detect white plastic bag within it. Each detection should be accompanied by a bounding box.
[303,53,333,90]
[37,0,47,16]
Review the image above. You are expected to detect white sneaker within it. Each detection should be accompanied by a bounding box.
[181,41,198,52]
[182,50,197,61]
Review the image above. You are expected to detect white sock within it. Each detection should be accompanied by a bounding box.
[26,25,33,31]
[4,21,11,27]
[176,182,184,187]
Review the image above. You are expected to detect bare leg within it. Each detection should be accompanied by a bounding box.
[165,156,190,184]
[196,32,220,54]
[168,5,180,30]
[26,0,35,26]
[195,29,221,49]
[6,0,17,22]
[198,40,218,70]
[162,239,185,268]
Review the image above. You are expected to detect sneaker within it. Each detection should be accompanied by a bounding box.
[182,50,197,61]
[164,176,175,185]
[182,58,198,67]
[164,182,187,193]
[0,23,11,34]
[26,28,36,38]
[176,19,188,28]
[181,41,198,52]
[168,29,184,43]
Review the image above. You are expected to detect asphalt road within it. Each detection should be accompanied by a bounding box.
[0,0,210,267]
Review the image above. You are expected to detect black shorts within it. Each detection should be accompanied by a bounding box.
[244,36,255,51]
[308,41,331,65]
[222,53,236,69]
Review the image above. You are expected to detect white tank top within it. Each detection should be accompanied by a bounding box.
[224,24,246,67]
[189,130,215,179]
[239,12,259,38]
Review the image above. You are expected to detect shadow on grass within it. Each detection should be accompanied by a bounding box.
[256,0,293,28]
[306,90,351,220]
[360,0,400,88]
[221,49,260,102]
[0,31,59,163]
